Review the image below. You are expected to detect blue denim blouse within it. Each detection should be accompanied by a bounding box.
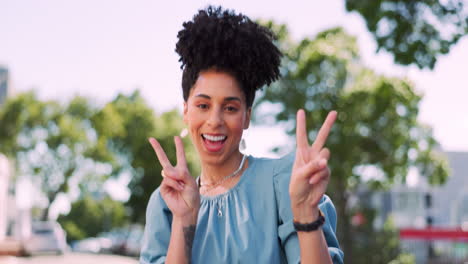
[140,153,344,263]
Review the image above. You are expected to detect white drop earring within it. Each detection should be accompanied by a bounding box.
[180,128,188,138]
[239,138,246,152]
[239,130,247,152]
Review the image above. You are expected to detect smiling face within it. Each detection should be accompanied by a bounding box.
[183,70,251,166]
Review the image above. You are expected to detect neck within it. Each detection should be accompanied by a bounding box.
[200,151,245,185]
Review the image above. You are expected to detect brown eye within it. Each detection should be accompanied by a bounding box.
[225,106,238,112]
[197,104,208,109]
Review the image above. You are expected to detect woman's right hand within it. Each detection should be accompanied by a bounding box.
[149,136,200,219]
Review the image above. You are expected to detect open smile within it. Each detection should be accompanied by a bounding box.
[201,134,227,152]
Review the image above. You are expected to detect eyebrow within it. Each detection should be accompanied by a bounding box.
[194,94,241,102]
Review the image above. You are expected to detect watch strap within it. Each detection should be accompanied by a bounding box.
[293,209,325,232]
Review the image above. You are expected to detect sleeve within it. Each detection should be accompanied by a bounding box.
[139,188,173,264]
[273,152,344,264]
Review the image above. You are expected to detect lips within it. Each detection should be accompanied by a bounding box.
[202,134,227,152]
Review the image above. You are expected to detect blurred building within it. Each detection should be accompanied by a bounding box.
[371,151,468,263]
[0,66,8,105]
[0,67,23,255]
[432,152,468,228]
[0,66,9,241]
[373,151,468,228]
[0,154,12,240]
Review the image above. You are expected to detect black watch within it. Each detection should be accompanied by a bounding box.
[293,209,325,232]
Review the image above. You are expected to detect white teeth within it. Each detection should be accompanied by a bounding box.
[203,134,226,141]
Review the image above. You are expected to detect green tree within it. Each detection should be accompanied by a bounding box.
[344,0,468,69]
[57,195,127,242]
[0,90,198,224]
[0,92,114,220]
[93,91,200,224]
[255,23,449,261]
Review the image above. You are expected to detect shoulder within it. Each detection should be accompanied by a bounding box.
[146,187,171,219]
[148,187,164,206]
[273,151,295,176]
[141,189,172,263]
[248,151,296,177]
[245,152,295,191]
[253,151,295,186]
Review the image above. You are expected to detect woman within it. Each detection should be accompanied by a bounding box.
[140,6,344,264]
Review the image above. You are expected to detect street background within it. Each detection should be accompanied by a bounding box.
[1,0,467,263]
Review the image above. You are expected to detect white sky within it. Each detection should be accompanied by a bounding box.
[1,0,467,159]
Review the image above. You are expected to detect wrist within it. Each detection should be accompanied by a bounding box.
[173,210,199,227]
[291,204,320,223]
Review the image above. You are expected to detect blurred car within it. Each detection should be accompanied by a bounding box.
[23,221,67,255]
[95,225,144,256]
[98,230,128,254]
[71,237,112,254]
[121,225,144,257]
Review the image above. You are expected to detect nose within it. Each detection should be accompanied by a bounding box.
[207,107,223,127]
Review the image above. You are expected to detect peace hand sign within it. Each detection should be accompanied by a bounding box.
[149,136,200,218]
[289,109,337,219]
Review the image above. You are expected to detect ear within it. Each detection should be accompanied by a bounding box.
[243,107,252,129]
[183,102,188,124]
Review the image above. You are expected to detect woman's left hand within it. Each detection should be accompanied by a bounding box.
[289,109,337,220]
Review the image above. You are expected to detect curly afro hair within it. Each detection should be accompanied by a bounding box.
[175,5,282,108]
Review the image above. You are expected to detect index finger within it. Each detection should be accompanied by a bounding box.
[174,136,187,168]
[296,109,309,149]
[311,111,337,152]
[148,137,172,169]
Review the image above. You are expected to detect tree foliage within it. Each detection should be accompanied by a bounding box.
[57,195,127,242]
[345,0,468,69]
[256,22,450,261]
[352,206,415,264]
[95,91,200,224]
[0,92,113,219]
[0,91,199,225]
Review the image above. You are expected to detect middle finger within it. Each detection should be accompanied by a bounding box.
[149,137,173,169]
[311,111,337,153]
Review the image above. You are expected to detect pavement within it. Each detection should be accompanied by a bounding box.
[0,253,138,264]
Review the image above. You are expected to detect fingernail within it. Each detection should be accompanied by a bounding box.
[319,159,327,167]
[179,182,185,190]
